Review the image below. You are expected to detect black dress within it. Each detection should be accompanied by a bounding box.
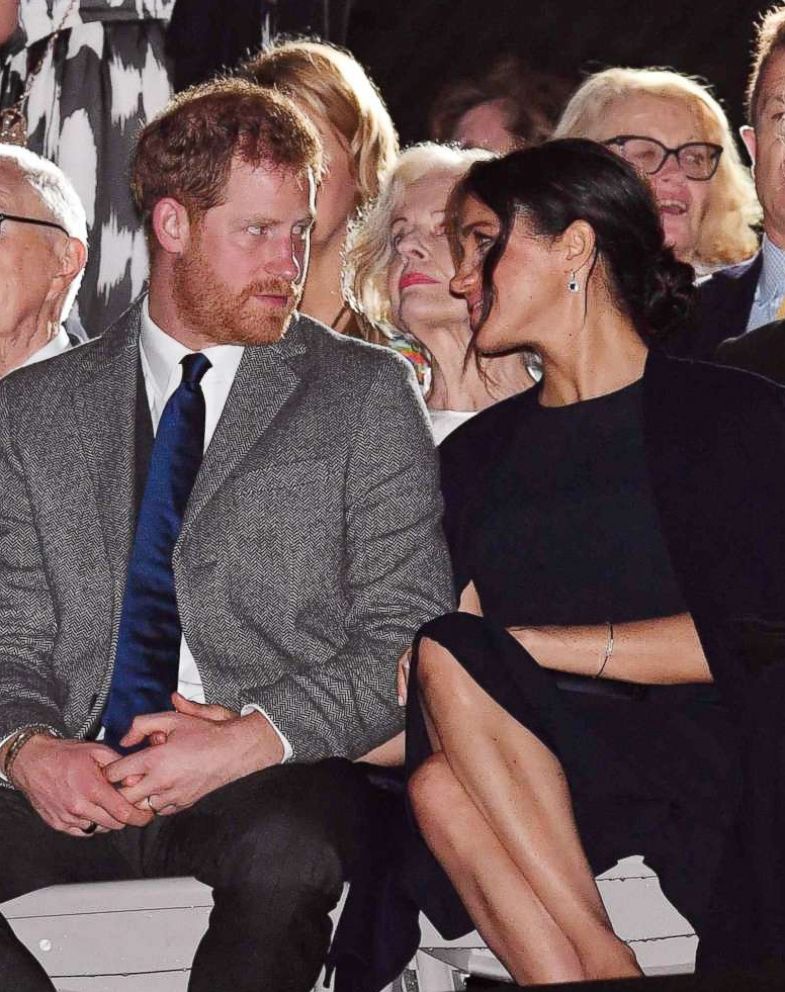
[406,378,742,942]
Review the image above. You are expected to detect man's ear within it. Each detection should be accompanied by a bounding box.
[151,197,192,254]
[59,236,86,286]
[740,125,756,168]
[44,236,86,318]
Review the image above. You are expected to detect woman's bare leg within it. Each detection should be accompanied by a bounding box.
[410,752,584,983]
[413,636,641,981]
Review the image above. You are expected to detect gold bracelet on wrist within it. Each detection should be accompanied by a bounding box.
[3,725,62,786]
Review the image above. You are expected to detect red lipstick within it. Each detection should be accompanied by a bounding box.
[399,271,438,291]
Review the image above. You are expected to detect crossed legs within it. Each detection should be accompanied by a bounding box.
[408,635,641,985]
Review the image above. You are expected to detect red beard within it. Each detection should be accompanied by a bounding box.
[172,239,298,347]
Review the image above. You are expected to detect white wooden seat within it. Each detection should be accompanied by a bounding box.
[1,854,696,991]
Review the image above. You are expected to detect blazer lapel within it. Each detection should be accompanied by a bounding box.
[179,321,307,538]
[72,304,142,589]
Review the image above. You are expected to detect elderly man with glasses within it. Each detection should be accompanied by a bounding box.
[0,144,87,378]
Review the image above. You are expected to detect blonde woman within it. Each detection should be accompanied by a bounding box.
[344,143,533,444]
[243,39,398,335]
[554,67,760,276]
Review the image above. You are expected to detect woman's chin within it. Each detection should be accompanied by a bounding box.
[396,304,471,341]
[660,221,696,264]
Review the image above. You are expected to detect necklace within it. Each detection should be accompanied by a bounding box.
[0,0,79,146]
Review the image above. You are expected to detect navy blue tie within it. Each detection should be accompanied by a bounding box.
[103,353,211,752]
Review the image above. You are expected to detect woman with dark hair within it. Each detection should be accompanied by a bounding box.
[396,139,785,984]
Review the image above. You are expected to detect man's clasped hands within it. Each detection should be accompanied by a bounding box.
[9,694,285,837]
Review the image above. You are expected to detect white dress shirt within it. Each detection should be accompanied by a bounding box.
[747,235,785,332]
[0,326,72,381]
[429,409,476,446]
[20,326,72,368]
[138,298,292,760]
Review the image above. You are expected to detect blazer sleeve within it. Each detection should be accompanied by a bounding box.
[0,382,65,742]
[238,358,456,761]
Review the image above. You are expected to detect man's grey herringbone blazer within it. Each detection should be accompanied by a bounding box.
[0,300,455,762]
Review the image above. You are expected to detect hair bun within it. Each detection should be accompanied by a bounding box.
[641,248,695,340]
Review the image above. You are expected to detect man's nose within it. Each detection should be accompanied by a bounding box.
[266,238,300,282]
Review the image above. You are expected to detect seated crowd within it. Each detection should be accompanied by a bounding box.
[1,6,785,992]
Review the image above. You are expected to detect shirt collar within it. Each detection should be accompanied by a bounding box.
[139,295,245,398]
[19,326,71,369]
[757,234,785,303]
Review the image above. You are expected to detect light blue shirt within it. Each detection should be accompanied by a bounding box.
[747,235,785,331]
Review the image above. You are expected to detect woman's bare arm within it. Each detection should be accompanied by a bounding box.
[510,614,712,684]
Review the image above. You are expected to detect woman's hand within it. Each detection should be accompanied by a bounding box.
[397,648,411,706]
[396,583,484,708]
[459,581,484,616]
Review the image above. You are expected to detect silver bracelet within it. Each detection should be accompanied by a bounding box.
[595,621,614,679]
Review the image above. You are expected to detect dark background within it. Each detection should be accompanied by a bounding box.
[171,1,772,149]
[345,1,768,145]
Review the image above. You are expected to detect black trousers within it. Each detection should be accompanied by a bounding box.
[0,758,379,992]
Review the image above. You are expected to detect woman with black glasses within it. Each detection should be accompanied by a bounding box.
[554,67,759,276]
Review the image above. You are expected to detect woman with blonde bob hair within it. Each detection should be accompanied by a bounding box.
[243,39,398,333]
[344,143,533,443]
[554,67,760,274]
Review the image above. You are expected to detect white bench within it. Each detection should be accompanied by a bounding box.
[1,855,696,991]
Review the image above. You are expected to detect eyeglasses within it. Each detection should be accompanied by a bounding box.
[0,212,69,236]
[603,135,724,181]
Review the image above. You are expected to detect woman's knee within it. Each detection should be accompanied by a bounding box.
[409,754,463,830]
[409,754,491,865]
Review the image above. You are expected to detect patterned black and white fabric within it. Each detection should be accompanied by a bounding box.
[1,0,175,337]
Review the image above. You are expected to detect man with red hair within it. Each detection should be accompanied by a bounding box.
[0,79,452,991]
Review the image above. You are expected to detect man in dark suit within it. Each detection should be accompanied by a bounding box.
[0,79,453,991]
[0,146,88,376]
[690,7,785,358]
[715,318,785,385]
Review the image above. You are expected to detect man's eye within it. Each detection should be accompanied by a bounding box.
[247,224,267,236]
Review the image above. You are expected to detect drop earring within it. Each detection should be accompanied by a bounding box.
[568,271,580,293]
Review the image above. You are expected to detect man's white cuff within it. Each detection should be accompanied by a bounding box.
[240,704,293,763]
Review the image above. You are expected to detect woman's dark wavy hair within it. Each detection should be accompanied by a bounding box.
[446,138,695,344]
